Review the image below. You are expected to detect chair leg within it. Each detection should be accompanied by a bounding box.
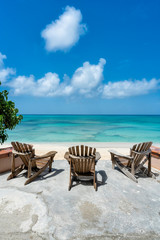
[7,154,15,180]
[27,159,32,178]
[111,153,115,169]
[49,157,53,172]
[25,161,50,185]
[68,166,72,191]
[93,172,97,191]
[131,161,135,176]
[11,154,15,174]
[116,158,138,183]
[147,153,151,177]
[68,178,72,191]
[7,165,24,180]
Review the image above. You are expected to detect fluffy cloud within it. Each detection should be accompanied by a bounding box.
[8,58,106,97]
[0,68,15,83]
[71,58,106,95]
[9,75,35,95]
[0,52,6,67]
[0,52,15,83]
[41,6,87,52]
[9,73,69,97]
[1,51,159,99]
[102,78,160,99]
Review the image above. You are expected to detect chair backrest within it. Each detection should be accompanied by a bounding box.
[11,141,35,167]
[71,157,95,174]
[68,145,96,157]
[130,141,152,167]
[68,145,96,174]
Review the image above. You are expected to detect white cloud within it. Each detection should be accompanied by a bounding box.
[71,58,106,95]
[35,72,60,96]
[2,51,159,100]
[0,68,15,83]
[9,72,74,97]
[41,6,87,52]
[0,52,6,67]
[102,78,160,99]
[0,52,15,83]
[8,58,106,97]
[9,75,35,95]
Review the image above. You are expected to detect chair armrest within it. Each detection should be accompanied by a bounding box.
[64,152,97,161]
[95,152,101,161]
[108,149,133,160]
[12,150,32,156]
[131,149,151,155]
[33,151,57,161]
[64,152,70,161]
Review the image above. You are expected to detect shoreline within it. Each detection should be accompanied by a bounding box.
[2,142,160,162]
[2,142,131,160]
[3,141,160,147]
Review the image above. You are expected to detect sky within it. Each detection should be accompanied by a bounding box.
[0,0,160,114]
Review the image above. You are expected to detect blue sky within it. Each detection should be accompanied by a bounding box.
[0,0,160,114]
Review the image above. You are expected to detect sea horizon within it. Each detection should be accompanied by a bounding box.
[20,114,160,116]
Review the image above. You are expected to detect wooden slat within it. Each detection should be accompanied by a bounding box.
[80,158,82,172]
[72,147,76,155]
[89,147,92,155]
[134,142,152,167]
[85,157,88,172]
[82,158,85,173]
[85,146,88,156]
[28,144,33,152]
[93,148,96,155]
[24,154,30,167]
[16,142,22,152]
[76,146,80,156]
[24,143,29,152]
[89,158,92,170]
[12,142,28,166]
[131,142,144,167]
[69,147,72,154]
[81,145,84,156]
[19,142,25,153]
[11,142,19,152]
[17,142,24,152]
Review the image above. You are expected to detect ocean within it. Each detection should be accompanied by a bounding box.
[7,115,160,143]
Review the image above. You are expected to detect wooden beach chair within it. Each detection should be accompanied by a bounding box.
[64,145,101,191]
[109,142,155,183]
[7,142,57,185]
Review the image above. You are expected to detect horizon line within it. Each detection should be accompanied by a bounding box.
[19,114,160,116]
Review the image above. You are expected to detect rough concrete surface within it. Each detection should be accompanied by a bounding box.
[0,160,160,240]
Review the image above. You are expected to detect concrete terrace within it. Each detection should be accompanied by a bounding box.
[0,160,160,240]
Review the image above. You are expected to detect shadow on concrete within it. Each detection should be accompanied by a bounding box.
[114,165,159,181]
[34,168,65,181]
[71,179,94,189]
[70,170,108,190]
[9,168,64,183]
[97,170,108,187]
[42,168,64,179]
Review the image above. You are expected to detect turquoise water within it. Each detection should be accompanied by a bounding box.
[7,115,160,143]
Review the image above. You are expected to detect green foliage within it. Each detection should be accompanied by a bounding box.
[0,82,23,144]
